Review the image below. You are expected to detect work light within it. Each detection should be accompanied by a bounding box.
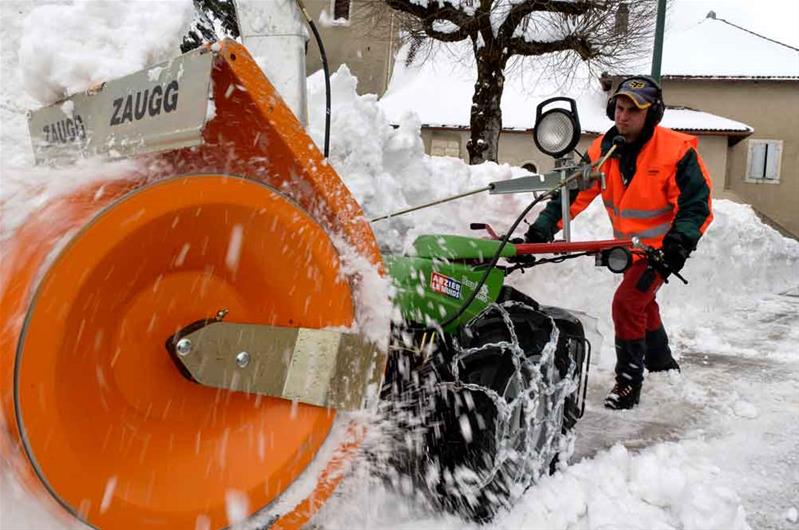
[601,246,633,273]
[533,97,581,159]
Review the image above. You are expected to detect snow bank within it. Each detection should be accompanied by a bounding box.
[308,64,528,253]
[502,442,750,530]
[19,0,194,105]
[313,439,750,530]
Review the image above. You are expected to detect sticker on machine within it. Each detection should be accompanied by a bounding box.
[430,271,462,299]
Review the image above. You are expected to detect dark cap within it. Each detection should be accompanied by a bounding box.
[614,78,659,109]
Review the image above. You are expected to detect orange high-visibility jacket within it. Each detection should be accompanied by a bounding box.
[548,126,714,249]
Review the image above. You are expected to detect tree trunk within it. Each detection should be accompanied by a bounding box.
[467,49,507,165]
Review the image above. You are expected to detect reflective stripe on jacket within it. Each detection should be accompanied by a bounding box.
[558,126,713,249]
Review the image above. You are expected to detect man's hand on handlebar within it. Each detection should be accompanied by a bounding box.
[661,232,691,275]
[496,236,537,267]
[632,237,689,285]
[524,224,553,244]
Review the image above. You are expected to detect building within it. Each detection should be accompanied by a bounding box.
[302,0,397,96]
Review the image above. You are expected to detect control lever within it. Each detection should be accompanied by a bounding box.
[470,223,500,239]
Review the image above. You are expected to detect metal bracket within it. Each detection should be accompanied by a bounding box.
[488,173,563,194]
[170,322,386,411]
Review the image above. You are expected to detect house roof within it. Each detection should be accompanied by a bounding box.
[638,15,799,80]
[378,43,752,136]
[378,4,799,135]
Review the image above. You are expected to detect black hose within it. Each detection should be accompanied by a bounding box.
[300,5,331,158]
[435,143,622,332]
[435,192,550,331]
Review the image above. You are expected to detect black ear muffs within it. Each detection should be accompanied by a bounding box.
[605,95,618,121]
[606,76,665,126]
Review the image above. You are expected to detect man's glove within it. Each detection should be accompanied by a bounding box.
[661,232,692,275]
[500,237,536,265]
[524,223,554,244]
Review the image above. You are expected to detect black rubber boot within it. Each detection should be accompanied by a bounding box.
[605,338,646,410]
[614,337,646,386]
[604,382,642,410]
[645,326,681,373]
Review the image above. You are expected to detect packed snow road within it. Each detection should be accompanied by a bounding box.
[576,294,799,530]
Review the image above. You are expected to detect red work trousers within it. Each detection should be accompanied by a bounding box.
[612,260,666,341]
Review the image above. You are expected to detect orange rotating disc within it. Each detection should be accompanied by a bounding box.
[4,174,356,529]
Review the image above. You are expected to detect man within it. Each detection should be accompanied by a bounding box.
[524,76,713,410]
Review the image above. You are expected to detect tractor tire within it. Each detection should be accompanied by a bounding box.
[379,301,580,522]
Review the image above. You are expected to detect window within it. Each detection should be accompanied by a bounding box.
[431,135,461,158]
[746,139,783,183]
[332,0,350,20]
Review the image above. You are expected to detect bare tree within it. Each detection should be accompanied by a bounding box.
[370,0,658,164]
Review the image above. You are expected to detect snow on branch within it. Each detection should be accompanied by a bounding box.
[424,18,474,42]
[507,34,596,59]
[497,0,595,41]
[386,0,484,39]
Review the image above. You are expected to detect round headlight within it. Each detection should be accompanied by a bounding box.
[606,246,632,273]
[533,108,579,158]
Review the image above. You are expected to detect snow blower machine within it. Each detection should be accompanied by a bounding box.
[1,10,644,529]
[375,96,639,521]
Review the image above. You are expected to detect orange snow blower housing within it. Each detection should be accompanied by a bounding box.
[1,40,384,529]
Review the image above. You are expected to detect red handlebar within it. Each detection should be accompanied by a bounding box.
[513,239,634,255]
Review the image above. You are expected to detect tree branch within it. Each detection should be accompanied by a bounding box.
[507,34,598,59]
[498,1,598,41]
[422,18,472,42]
[386,0,479,33]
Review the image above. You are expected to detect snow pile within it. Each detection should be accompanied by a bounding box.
[308,64,529,253]
[18,0,194,105]
[502,442,750,530]
[313,439,750,530]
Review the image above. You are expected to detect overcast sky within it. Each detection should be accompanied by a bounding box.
[669,0,799,48]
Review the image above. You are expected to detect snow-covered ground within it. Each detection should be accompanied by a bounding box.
[2,2,798,530]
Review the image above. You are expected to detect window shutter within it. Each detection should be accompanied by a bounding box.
[746,140,782,182]
[445,140,460,157]
[431,138,446,157]
[431,137,461,158]
[747,141,766,179]
[764,141,782,180]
